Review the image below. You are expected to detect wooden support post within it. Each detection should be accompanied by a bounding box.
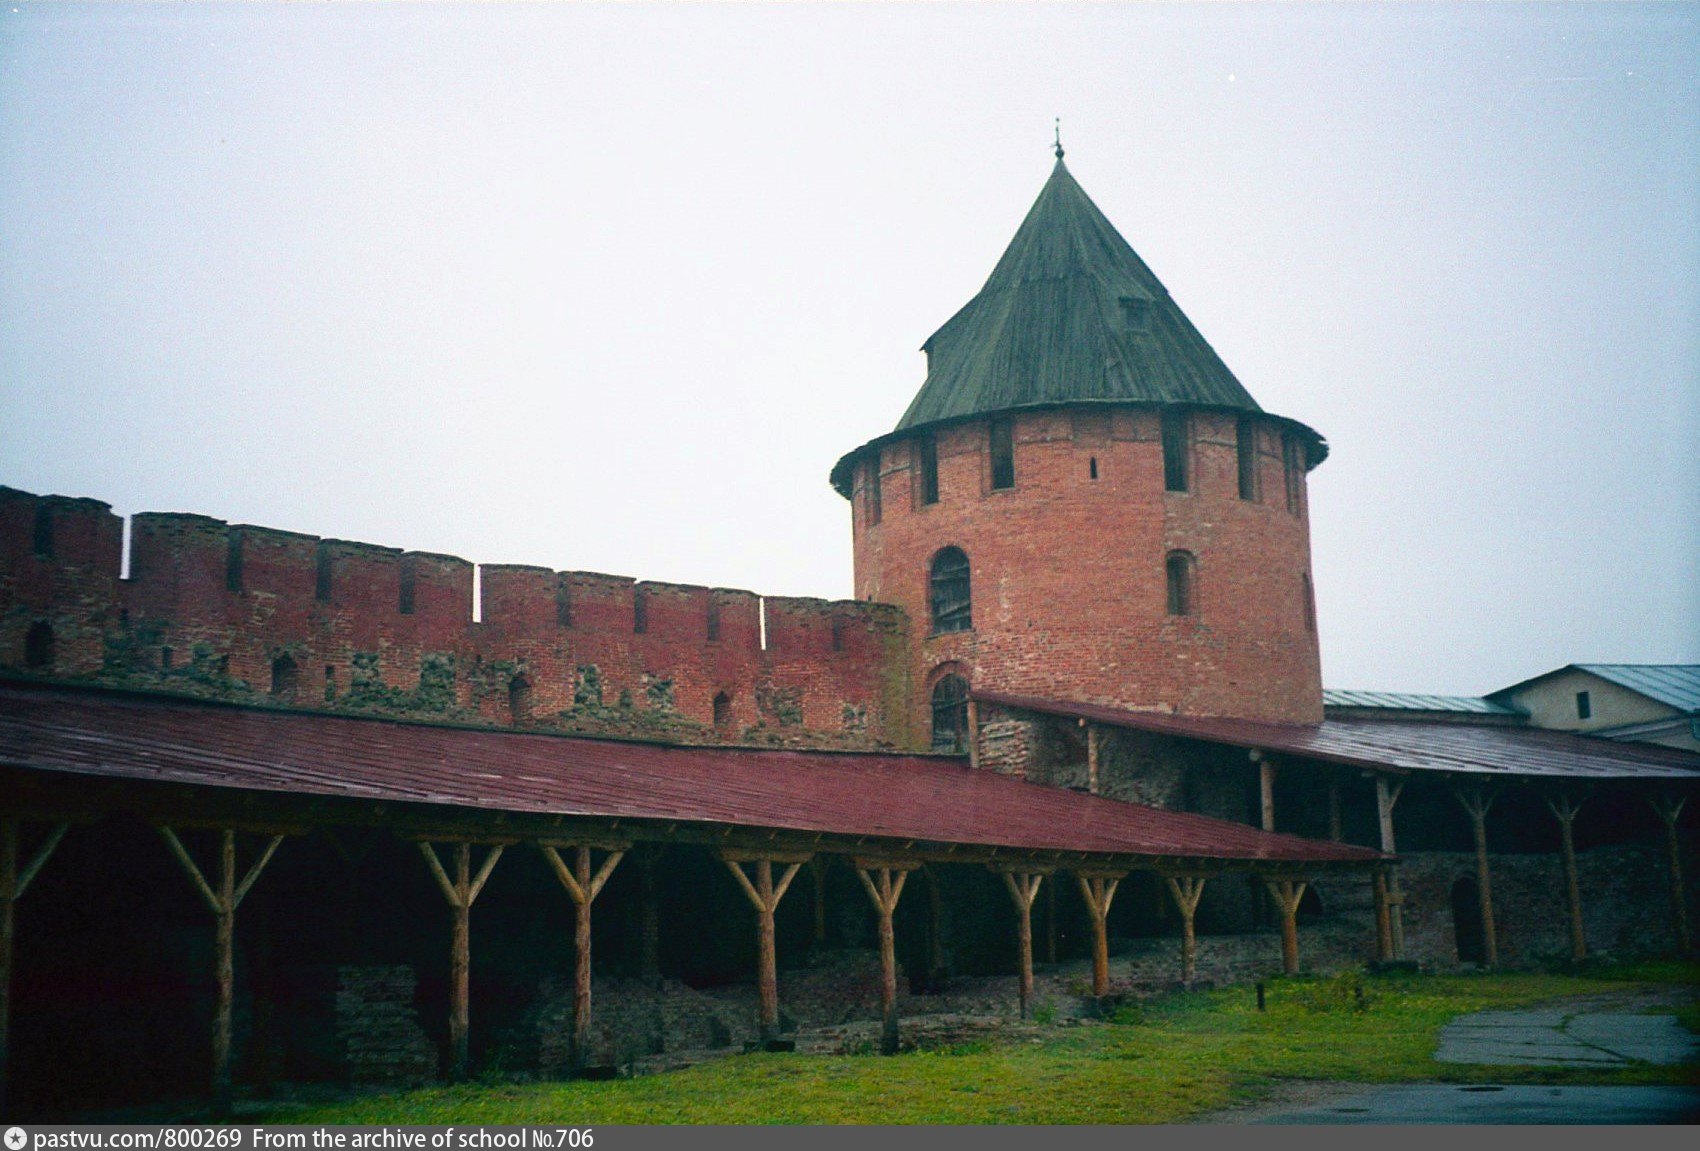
[160,826,285,1113]
[1263,877,1308,976]
[1372,867,1393,964]
[1375,774,1407,958]
[1074,871,1124,998]
[965,699,981,772]
[1,819,68,1119]
[1649,794,1691,955]
[538,842,625,1072]
[1453,786,1499,969]
[1328,777,1343,843]
[1086,723,1101,796]
[636,846,662,987]
[853,859,916,1054]
[720,853,808,1043]
[995,869,1046,1019]
[1161,873,1208,987]
[419,840,505,1081]
[812,857,828,947]
[1546,790,1588,962]
[1259,759,1277,832]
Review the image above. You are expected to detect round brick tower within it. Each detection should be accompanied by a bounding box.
[831,155,1328,746]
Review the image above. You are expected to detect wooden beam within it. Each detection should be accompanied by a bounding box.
[965,698,981,772]
[1546,790,1588,962]
[1161,873,1208,987]
[418,840,505,1081]
[1259,760,1277,832]
[1453,786,1499,969]
[1074,871,1124,998]
[1086,723,1101,796]
[997,869,1044,1019]
[1649,794,1692,955]
[1,819,69,1119]
[1374,774,1407,958]
[853,861,916,1054]
[157,826,285,1115]
[1373,867,1393,964]
[537,842,624,1071]
[1263,877,1309,976]
[719,853,809,1041]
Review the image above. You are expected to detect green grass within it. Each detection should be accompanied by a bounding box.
[257,964,1700,1125]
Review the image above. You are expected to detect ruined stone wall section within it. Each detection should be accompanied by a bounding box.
[0,486,910,748]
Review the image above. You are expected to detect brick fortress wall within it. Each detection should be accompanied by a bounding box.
[848,407,1324,732]
[0,486,914,748]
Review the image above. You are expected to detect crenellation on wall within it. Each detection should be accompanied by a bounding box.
[0,486,911,749]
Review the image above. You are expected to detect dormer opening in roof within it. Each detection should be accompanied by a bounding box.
[833,151,1333,729]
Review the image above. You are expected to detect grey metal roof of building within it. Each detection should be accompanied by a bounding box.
[1323,690,1522,716]
[829,158,1328,496]
[977,690,1700,781]
[1572,665,1700,714]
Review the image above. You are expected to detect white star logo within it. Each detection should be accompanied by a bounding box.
[4,1127,28,1151]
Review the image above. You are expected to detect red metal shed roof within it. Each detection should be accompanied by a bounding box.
[0,682,1378,865]
[976,691,1700,781]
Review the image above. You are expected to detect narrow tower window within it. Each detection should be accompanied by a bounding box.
[713,691,733,735]
[1282,434,1304,514]
[1237,417,1260,501]
[931,674,971,753]
[929,547,972,634]
[918,434,939,505]
[1302,573,1316,633]
[633,588,648,634]
[1575,691,1591,720]
[225,529,245,593]
[831,616,845,652]
[1165,551,1196,616]
[315,543,333,602]
[706,599,721,642]
[866,454,882,526]
[398,559,416,615]
[1119,296,1152,333]
[1162,412,1190,493]
[270,654,300,699]
[32,505,53,557]
[1089,456,1099,480]
[989,418,1015,490]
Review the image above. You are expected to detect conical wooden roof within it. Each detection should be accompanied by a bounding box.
[899,157,1261,430]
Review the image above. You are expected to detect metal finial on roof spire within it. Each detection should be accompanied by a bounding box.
[1053,118,1064,160]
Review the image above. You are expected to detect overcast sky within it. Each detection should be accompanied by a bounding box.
[3,3,1696,696]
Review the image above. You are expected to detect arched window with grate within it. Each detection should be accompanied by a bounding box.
[929,547,972,634]
[931,673,970,752]
[1166,551,1196,617]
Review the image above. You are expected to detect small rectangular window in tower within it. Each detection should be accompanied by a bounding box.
[555,578,573,627]
[315,543,333,602]
[989,418,1015,490]
[706,599,721,642]
[831,616,845,651]
[1282,434,1303,513]
[1162,412,1190,492]
[225,529,245,593]
[1119,296,1152,334]
[1089,456,1099,480]
[1575,690,1591,720]
[398,559,416,615]
[918,434,939,505]
[633,588,648,634]
[324,665,337,703]
[32,505,53,557]
[866,454,882,526]
[1237,418,1260,501]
